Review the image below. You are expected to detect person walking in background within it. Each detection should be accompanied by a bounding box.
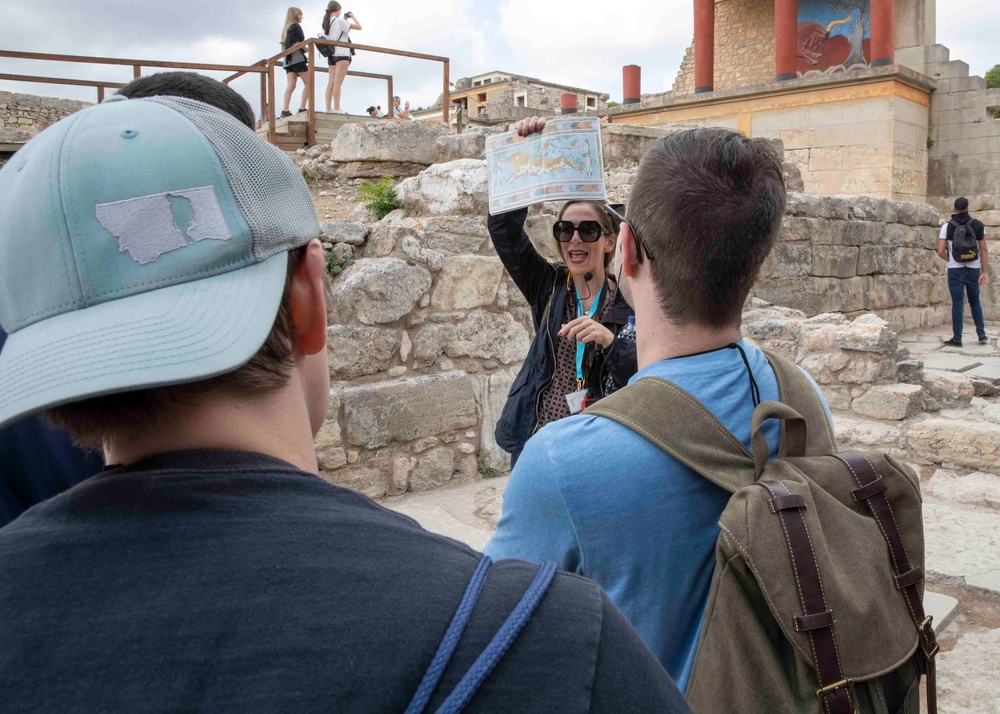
[279,7,309,118]
[938,196,989,346]
[322,1,360,114]
[487,117,637,467]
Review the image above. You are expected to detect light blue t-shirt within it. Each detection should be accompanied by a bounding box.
[484,340,831,691]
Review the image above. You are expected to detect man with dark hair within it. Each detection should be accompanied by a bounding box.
[117,70,257,129]
[486,125,831,691]
[937,196,989,346]
[0,80,688,712]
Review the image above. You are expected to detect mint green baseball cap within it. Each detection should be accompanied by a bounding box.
[0,95,320,428]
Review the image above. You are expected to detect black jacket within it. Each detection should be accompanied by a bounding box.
[488,208,637,464]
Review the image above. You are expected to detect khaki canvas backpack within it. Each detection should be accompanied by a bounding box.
[587,350,939,714]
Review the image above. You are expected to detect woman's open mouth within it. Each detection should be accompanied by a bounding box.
[568,250,589,265]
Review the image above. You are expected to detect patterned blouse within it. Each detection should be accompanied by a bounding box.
[536,281,615,429]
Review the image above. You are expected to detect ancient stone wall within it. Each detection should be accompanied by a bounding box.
[753,192,949,333]
[671,0,775,97]
[0,92,91,133]
[304,120,954,499]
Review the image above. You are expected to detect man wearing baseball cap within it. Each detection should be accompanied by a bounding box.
[0,74,687,713]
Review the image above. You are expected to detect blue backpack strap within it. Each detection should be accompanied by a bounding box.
[406,558,559,714]
[405,556,494,714]
[433,561,557,714]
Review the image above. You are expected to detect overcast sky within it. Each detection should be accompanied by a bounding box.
[0,0,997,118]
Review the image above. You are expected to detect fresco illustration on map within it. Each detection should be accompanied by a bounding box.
[486,116,606,215]
[796,0,871,78]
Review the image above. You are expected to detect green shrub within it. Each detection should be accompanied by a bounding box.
[358,175,398,220]
[606,100,620,108]
[324,250,351,276]
[985,64,1000,89]
[477,459,502,479]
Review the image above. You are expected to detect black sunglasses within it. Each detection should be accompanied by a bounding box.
[603,205,655,263]
[552,220,607,243]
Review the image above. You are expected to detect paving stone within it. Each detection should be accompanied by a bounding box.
[851,384,923,420]
[923,501,1000,584]
[966,571,1000,598]
[934,628,1000,714]
[925,470,1000,510]
[921,353,982,373]
[907,418,1000,471]
[967,363,1000,383]
[921,369,975,409]
[923,591,960,635]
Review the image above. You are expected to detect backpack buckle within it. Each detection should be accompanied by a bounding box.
[918,616,940,660]
[815,679,857,713]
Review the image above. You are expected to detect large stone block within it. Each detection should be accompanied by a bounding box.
[330,258,432,325]
[432,256,505,310]
[907,419,1000,471]
[446,310,531,365]
[473,367,519,471]
[396,159,489,216]
[834,316,898,354]
[412,216,490,254]
[785,193,850,220]
[327,325,399,381]
[812,246,858,278]
[857,247,937,275]
[851,384,923,420]
[762,242,812,278]
[319,221,368,246]
[329,120,448,165]
[869,275,936,309]
[319,465,389,500]
[921,369,975,409]
[342,371,478,449]
[435,130,487,163]
[315,389,346,470]
[409,446,457,491]
[836,354,898,385]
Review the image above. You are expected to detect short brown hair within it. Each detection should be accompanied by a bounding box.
[46,246,310,449]
[627,128,786,328]
[552,200,621,270]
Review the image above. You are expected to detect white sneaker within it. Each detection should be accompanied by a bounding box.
[330,109,348,114]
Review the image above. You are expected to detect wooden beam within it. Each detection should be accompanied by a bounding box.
[0,73,123,89]
[0,50,266,74]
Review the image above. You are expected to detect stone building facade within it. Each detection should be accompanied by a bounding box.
[0,91,90,134]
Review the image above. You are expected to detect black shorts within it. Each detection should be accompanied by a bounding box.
[284,62,308,74]
[329,55,352,65]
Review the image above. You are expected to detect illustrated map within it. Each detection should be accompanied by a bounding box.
[485,116,606,215]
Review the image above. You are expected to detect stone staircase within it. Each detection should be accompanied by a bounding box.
[256,111,378,150]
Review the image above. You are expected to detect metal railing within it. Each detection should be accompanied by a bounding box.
[0,42,451,147]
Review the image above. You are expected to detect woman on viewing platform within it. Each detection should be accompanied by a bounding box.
[279,7,309,118]
[322,1,361,114]
[490,117,637,467]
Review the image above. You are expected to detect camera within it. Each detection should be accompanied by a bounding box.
[344,11,352,18]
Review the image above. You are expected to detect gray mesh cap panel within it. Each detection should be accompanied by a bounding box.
[148,96,320,261]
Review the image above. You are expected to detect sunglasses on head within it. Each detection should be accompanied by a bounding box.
[603,204,655,263]
[552,220,607,243]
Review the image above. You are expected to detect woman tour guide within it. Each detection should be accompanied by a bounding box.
[489,116,638,467]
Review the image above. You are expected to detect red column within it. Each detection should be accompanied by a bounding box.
[869,0,895,67]
[774,0,798,81]
[623,65,641,104]
[693,0,715,93]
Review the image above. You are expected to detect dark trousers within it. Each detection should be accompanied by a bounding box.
[948,267,986,342]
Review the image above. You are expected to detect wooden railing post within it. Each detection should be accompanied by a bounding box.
[388,77,394,118]
[267,61,277,146]
[307,42,316,146]
[442,59,450,125]
[259,65,267,127]
[456,106,463,134]
[97,86,105,102]
[133,64,140,79]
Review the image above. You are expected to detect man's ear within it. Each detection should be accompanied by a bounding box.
[619,222,639,277]
[290,239,328,356]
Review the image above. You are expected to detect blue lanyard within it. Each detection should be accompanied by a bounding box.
[574,285,603,386]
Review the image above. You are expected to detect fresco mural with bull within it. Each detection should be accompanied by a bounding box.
[797,0,871,77]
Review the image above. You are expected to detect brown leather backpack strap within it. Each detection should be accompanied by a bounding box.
[762,350,837,457]
[585,377,755,494]
[758,479,856,714]
[834,451,938,714]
